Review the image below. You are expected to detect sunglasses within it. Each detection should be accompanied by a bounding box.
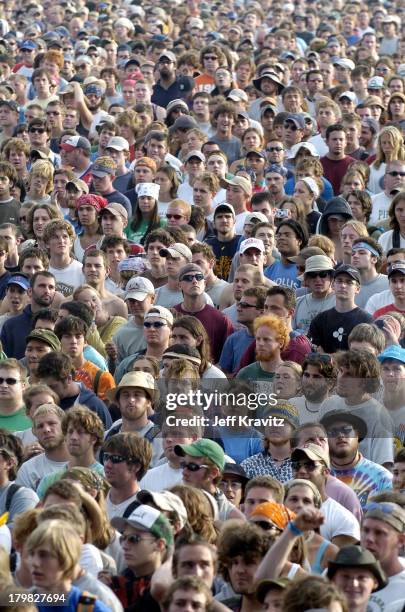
[387,171,405,177]
[103,453,129,464]
[181,273,204,282]
[0,377,20,385]
[305,271,331,279]
[291,460,320,472]
[237,301,259,309]
[75,64,88,70]
[29,128,46,134]
[253,520,280,532]
[180,461,209,472]
[143,321,167,328]
[267,147,284,152]
[284,122,298,130]
[166,213,183,220]
[119,533,154,545]
[327,425,355,438]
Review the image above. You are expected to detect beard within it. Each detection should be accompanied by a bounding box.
[41,434,64,451]
[256,348,278,362]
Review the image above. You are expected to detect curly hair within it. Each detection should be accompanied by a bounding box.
[217,520,273,581]
[43,219,75,244]
[169,485,218,544]
[253,314,290,350]
[61,405,104,450]
[334,348,381,393]
[283,575,348,612]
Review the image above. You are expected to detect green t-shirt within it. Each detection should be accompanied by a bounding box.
[0,407,31,432]
[236,362,275,381]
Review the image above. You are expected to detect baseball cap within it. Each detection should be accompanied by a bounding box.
[159,243,192,262]
[256,578,290,604]
[244,212,268,224]
[6,274,29,291]
[320,409,368,442]
[174,439,225,471]
[227,88,249,103]
[125,276,155,300]
[288,142,319,159]
[339,91,357,102]
[172,116,198,131]
[285,113,305,129]
[179,263,204,280]
[334,264,361,284]
[378,345,405,365]
[184,150,205,163]
[388,262,405,278]
[291,443,331,468]
[222,463,249,484]
[163,344,201,367]
[26,329,61,353]
[245,149,266,160]
[144,305,174,326]
[84,84,104,97]
[260,104,277,116]
[106,136,129,152]
[100,202,128,221]
[19,40,37,50]
[214,203,235,217]
[333,58,355,71]
[60,136,91,152]
[220,175,252,195]
[66,178,89,194]
[90,157,117,177]
[159,50,177,63]
[265,164,288,177]
[364,502,405,533]
[111,505,174,547]
[304,255,334,274]
[367,76,384,89]
[240,237,265,254]
[137,490,188,528]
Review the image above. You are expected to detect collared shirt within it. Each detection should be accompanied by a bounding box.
[241,450,293,482]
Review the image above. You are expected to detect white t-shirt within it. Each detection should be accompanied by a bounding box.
[370,191,391,224]
[320,497,361,542]
[308,133,328,157]
[365,289,393,314]
[235,211,249,235]
[139,462,183,492]
[106,491,139,520]
[80,543,104,577]
[368,163,386,194]
[14,428,37,446]
[49,260,84,297]
[378,229,405,254]
[0,524,11,553]
[16,453,68,491]
[368,569,405,611]
[289,395,327,424]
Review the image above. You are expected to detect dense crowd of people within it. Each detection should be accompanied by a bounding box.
[0,0,404,610]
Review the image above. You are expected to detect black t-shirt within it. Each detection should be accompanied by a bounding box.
[206,235,242,280]
[308,307,373,353]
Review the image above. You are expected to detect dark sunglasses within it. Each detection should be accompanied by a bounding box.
[307,352,332,363]
[103,453,129,464]
[181,273,204,282]
[119,533,154,545]
[143,321,167,328]
[204,55,218,60]
[284,122,298,130]
[253,520,280,532]
[291,460,320,472]
[166,213,183,220]
[305,271,331,279]
[327,425,355,438]
[238,301,259,309]
[267,147,284,152]
[387,171,405,177]
[180,461,209,472]
[29,127,46,134]
[0,377,20,385]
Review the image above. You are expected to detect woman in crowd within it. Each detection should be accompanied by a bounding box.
[367,126,405,193]
[73,195,106,262]
[125,182,164,245]
[154,165,180,217]
[378,191,405,251]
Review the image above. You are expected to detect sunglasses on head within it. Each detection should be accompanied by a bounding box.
[364,501,398,515]
[180,461,209,472]
[306,352,332,363]
[103,452,130,464]
[0,377,20,385]
[181,273,204,282]
[143,321,167,328]
[305,271,331,279]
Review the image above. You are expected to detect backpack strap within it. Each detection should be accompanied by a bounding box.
[393,228,401,249]
[76,592,97,612]
[5,484,21,513]
[144,425,160,443]
[93,369,102,396]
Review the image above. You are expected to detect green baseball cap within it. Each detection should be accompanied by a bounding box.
[174,439,225,471]
[111,505,174,547]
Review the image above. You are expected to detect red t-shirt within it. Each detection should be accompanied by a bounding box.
[321,155,354,195]
[236,333,312,372]
[373,303,405,318]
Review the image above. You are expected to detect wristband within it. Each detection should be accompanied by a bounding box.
[288,521,303,536]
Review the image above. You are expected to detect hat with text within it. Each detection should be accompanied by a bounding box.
[388,262,405,278]
[125,276,155,300]
[159,243,192,262]
[6,273,30,291]
[291,442,331,468]
[367,76,384,89]
[174,439,225,471]
[240,237,265,254]
[111,505,174,546]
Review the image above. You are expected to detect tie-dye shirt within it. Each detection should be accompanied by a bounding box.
[331,454,393,509]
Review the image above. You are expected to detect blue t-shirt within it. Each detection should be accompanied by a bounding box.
[264,260,301,289]
[218,427,262,464]
[219,328,254,374]
[35,586,110,612]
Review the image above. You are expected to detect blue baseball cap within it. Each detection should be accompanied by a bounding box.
[6,274,30,291]
[378,345,405,365]
[19,40,38,50]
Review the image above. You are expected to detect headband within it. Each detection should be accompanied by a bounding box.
[352,241,380,258]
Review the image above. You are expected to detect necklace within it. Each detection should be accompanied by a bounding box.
[304,399,320,414]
